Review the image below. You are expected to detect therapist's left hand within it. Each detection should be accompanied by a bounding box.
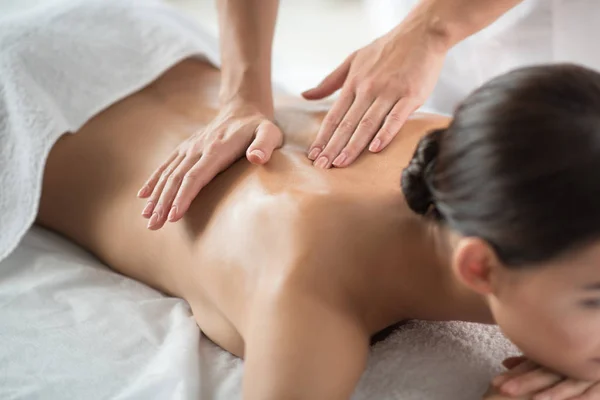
[302,25,447,168]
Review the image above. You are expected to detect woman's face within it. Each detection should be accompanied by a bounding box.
[490,240,600,381]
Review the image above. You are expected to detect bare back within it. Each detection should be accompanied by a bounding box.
[37,59,451,358]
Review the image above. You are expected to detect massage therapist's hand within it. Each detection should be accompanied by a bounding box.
[137,99,283,230]
[302,23,446,169]
[491,356,600,400]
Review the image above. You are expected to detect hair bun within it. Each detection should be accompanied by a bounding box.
[401,128,445,217]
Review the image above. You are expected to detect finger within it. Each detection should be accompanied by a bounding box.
[503,356,529,370]
[370,97,419,153]
[138,151,178,198]
[145,154,185,228]
[246,122,284,165]
[170,153,223,219]
[570,381,600,400]
[315,95,374,169]
[500,367,564,397]
[333,97,396,167]
[152,152,203,229]
[493,360,539,387]
[533,380,594,400]
[301,54,353,100]
[307,90,354,161]
[142,153,184,218]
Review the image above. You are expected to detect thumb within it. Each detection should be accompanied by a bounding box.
[502,356,528,370]
[246,122,283,165]
[302,54,353,100]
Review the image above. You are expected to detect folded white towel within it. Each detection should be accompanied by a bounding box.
[0,0,220,262]
[354,321,519,399]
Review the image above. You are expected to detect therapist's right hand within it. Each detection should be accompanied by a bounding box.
[137,99,283,230]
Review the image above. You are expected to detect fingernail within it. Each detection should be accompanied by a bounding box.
[314,156,329,169]
[332,153,347,167]
[148,212,159,229]
[250,149,265,161]
[308,147,321,160]
[142,201,154,217]
[369,138,381,152]
[137,185,150,198]
[168,206,178,222]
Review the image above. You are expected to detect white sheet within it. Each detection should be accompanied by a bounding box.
[0,226,239,399]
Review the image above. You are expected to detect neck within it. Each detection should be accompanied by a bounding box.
[406,222,496,324]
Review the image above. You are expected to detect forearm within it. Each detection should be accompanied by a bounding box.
[216,0,279,116]
[399,0,525,52]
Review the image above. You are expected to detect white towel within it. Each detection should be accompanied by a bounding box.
[353,321,519,399]
[0,0,220,263]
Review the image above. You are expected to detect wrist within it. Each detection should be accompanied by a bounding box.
[391,8,453,55]
[399,0,524,53]
[219,68,274,117]
[421,14,457,53]
[219,91,274,120]
[393,0,469,54]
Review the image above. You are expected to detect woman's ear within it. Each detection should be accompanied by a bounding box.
[451,237,502,295]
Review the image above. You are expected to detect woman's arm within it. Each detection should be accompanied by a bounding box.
[216,0,279,116]
[412,0,526,51]
[243,285,370,400]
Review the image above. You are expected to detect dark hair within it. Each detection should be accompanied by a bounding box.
[401,64,600,266]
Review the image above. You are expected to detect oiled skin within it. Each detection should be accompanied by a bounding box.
[37,59,483,399]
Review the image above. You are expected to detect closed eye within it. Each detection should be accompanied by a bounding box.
[580,299,600,308]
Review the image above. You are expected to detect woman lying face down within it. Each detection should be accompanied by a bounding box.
[403,63,600,395]
[36,56,600,399]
